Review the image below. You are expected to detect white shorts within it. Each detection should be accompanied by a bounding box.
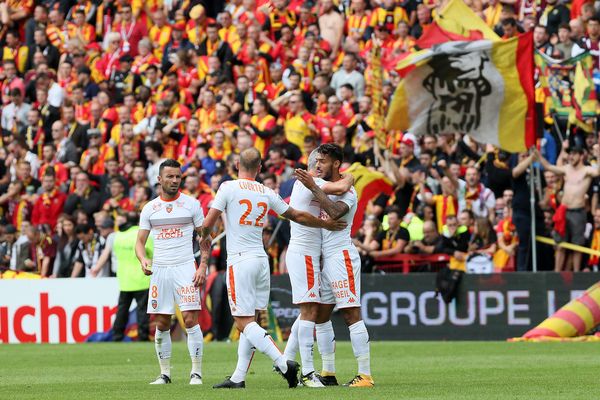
[147,261,201,314]
[286,249,321,304]
[321,248,361,308]
[226,257,270,317]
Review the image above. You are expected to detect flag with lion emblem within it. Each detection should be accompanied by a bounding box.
[386,33,536,153]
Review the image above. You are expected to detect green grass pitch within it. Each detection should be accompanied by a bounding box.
[1,341,598,399]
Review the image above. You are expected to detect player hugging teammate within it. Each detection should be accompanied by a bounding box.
[137,145,372,388]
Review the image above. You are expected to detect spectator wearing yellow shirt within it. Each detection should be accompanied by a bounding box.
[280,92,316,150]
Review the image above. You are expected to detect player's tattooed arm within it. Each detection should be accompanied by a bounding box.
[322,172,354,195]
[295,169,349,220]
[282,208,346,231]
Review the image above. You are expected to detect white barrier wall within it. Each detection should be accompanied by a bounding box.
[0,278,120,343]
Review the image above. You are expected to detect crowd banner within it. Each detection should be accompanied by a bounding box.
[2,273,600,343]
[386,34,536,153]
[271,273,600,341]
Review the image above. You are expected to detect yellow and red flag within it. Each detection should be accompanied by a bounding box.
[345,163,394,236]
[386,34,536,153]
[433,0,500,42]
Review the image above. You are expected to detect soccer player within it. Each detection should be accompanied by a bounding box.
[283,150,354,387]
[199,148,346,389]
[135,159,207,385]
[295,143,374,387]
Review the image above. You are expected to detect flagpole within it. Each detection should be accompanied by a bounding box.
[530,157,538,273]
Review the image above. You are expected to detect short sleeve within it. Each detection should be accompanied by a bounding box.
[139,202,152,230]
[398,227,410,242]
[485,190,496,209]
[268,189,290,216]
[337,188,357,209]
[105,232,116,251]
[211,182,230,212]
[192,198,204,227]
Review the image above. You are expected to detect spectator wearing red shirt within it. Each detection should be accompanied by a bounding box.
[38,143,69,186]
[0,60,25,105]
[31,169,66,231]
[316,95,352,143]
[102,176,134,216]
[113,4,146,56]
[25,224,57,277]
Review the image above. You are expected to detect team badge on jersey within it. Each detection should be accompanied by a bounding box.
[151,300,158,309]
[166,204,173,213]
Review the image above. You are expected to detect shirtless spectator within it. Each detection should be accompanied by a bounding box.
[535,145,600,271]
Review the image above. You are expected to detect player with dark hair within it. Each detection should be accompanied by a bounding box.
[136,159,207,385]
[294,143,374,387]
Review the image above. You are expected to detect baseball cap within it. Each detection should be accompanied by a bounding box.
[173,21,186,31]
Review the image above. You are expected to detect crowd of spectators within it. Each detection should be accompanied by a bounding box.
[0,0,599,279]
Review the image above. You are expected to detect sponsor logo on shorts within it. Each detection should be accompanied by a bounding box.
[151,300,157,309]
[309,292,317,299]
[348,297,356,303]
[156,227,183,240]
[166,204,173,213]
[177,285,198,303]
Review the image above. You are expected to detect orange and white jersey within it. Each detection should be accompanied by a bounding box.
[288,178,326,256]
[139,192,204,266]
[211,179,289,262]
[321,187,357,257]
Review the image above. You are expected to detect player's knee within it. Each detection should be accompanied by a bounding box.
[341,308,361,326]
[182,313,198,329]
[300,304,318,321]
[155,317,170,332]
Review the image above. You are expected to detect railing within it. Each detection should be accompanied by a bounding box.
[374,253,450,273]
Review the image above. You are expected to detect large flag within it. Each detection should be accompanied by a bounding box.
[386,34,536,153]
[416,21,484,49]
[434,0,500,42]
[536,51,597,132]
[345,163,394,236]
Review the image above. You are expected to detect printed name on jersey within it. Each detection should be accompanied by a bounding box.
[156,227,184,240]
[238,180,266,193]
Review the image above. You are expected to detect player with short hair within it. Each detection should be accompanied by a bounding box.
[135,159,207,385]
[200,147,346,389]
[295,143,374,387]
[282,149,354,387]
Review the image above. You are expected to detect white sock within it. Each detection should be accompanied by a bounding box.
[283,316,300,361]
[154,329,172,377]
[186,324,203,376]
[349,320,371,376]
[230,333,255,383]
[316,321,336,374]
[243,322,287,372]
[298,319,316,375]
